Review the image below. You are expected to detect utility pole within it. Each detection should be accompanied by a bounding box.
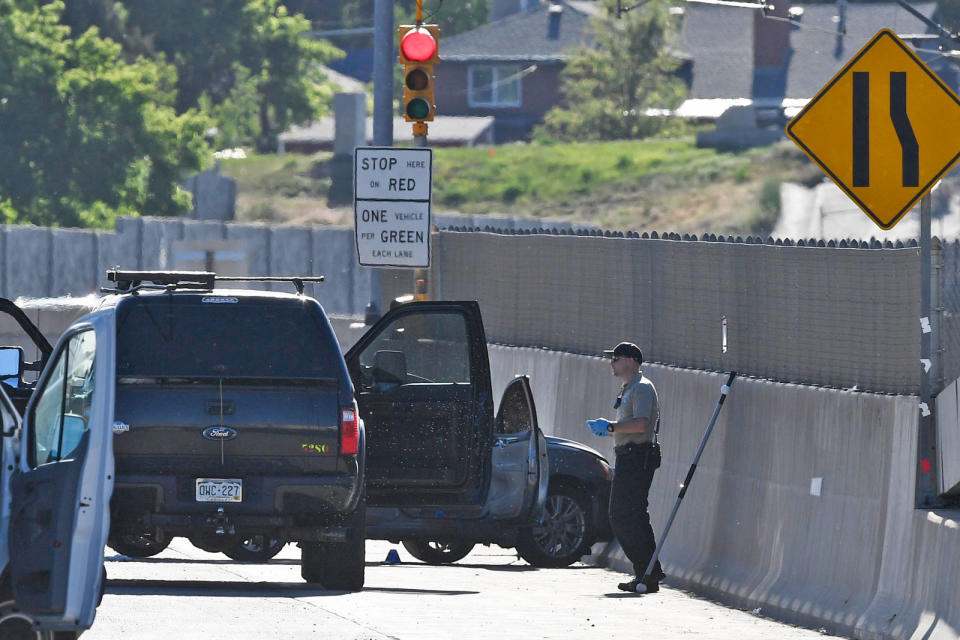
[919,194,938,505]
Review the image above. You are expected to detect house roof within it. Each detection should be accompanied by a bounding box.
[441,1,599,63]
[278,116,495,148]
[678,1,939,101]
[319,65,366,93]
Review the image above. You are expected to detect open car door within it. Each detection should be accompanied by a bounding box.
[0,298,53,416]
[345,301,493,508]
[487,376,548,524]
[8,313,115,634]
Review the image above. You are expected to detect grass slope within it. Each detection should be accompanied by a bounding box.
[219,137,820,234]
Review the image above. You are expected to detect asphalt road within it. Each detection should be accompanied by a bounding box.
[83,539,849,640]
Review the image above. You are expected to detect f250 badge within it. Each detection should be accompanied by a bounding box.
[302,443,329,454]
[112,421,130,434]
[203,426,238,441]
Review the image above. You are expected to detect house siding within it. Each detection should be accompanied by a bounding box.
[436,62,565,139]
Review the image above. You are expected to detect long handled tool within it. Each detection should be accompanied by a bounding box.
[641,371,737,587]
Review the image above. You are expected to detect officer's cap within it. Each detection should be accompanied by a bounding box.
[603,342,643,363]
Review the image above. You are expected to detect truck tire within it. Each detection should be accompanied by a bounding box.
[107,530,171,558]
[515,485,595,568]
[301,508,365,590]
[401,540,475,565]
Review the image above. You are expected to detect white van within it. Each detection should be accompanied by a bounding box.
[0,300,114,638]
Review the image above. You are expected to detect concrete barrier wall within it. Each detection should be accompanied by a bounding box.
[487,345,960,640]
[0,218,375,316]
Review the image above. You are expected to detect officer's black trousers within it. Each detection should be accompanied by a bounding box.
[609,445,664,581]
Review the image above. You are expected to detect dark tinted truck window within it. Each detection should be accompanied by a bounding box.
[116,296,342,379]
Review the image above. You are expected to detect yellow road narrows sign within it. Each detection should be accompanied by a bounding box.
[786,28,960,230]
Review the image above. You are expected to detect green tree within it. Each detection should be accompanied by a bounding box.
[61,1,343,151]
[394,0,489,37]
[0,0,209,227]
[536,0,686,141]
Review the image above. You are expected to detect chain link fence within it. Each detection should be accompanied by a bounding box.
[381,229,928,395]
[935,239,960,394]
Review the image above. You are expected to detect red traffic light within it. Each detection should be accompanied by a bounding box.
[401,28,437,62]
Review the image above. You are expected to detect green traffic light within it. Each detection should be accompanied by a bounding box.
[406,97,431,120]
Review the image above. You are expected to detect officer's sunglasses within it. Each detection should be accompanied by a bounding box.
[614,394,623,409]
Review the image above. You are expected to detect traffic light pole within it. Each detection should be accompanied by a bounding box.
[366,0,394,323]
[413,122,427,297]
[372,0,394,148]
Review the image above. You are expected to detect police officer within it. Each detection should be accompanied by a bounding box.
[602,341,665,594]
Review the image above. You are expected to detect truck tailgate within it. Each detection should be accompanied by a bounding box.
[113,382,342,476]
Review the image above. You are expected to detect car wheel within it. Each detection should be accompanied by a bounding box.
[401,540,475,565]
[222,535,287,562]
[0,598,77,639]
[107,529,171,558]
[301,507,365,590]
[516,485,595,568]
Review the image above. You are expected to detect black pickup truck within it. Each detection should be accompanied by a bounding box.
[103,274,368,589]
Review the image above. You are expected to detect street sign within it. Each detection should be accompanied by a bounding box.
[354,147,432,267]
[786,29,960,230]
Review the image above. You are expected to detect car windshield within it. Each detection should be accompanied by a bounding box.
[115,296,341,379]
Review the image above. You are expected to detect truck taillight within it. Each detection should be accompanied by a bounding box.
[340,407,359,456]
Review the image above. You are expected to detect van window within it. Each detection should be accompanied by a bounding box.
[30,330,96,467]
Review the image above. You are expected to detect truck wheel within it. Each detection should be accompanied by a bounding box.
[222,535,286,562]
[301,508,365,590]
[107,529,171,558]
[401,540,475,565]
[516,485,595,568]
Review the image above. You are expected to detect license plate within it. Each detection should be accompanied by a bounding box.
[195,478,242,503]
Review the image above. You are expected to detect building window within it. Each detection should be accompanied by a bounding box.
[468,65,522,107]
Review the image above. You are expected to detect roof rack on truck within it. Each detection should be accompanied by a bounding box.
[103,269,325,295]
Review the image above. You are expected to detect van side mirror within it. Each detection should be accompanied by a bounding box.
[0,346,23,389]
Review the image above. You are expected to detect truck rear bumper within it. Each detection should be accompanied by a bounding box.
[111,472,362,520]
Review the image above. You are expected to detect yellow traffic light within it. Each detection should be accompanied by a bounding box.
[398,25,438,123]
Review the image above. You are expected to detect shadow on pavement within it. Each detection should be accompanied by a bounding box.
[105,556,301,566]
[373,562,537,572]
[373,561,600,572]
[361,586,479,595]
[106,579,476,597]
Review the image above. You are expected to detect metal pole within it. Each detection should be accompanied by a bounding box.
[413,126,427,296]
[642,372,737,584]
[367,0,394,322]
[918,193,937,505]
[372,0,394,148]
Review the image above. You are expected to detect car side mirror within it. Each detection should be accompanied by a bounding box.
[0,346,24,389]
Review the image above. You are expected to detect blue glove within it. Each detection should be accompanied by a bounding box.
[586,418,611,437]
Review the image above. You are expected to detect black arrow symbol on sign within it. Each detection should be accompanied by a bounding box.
[852,71,919,188]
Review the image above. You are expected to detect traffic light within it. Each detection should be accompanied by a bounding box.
[398,24,438,123]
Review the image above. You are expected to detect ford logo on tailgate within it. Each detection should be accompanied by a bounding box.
[202,426,238,441]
